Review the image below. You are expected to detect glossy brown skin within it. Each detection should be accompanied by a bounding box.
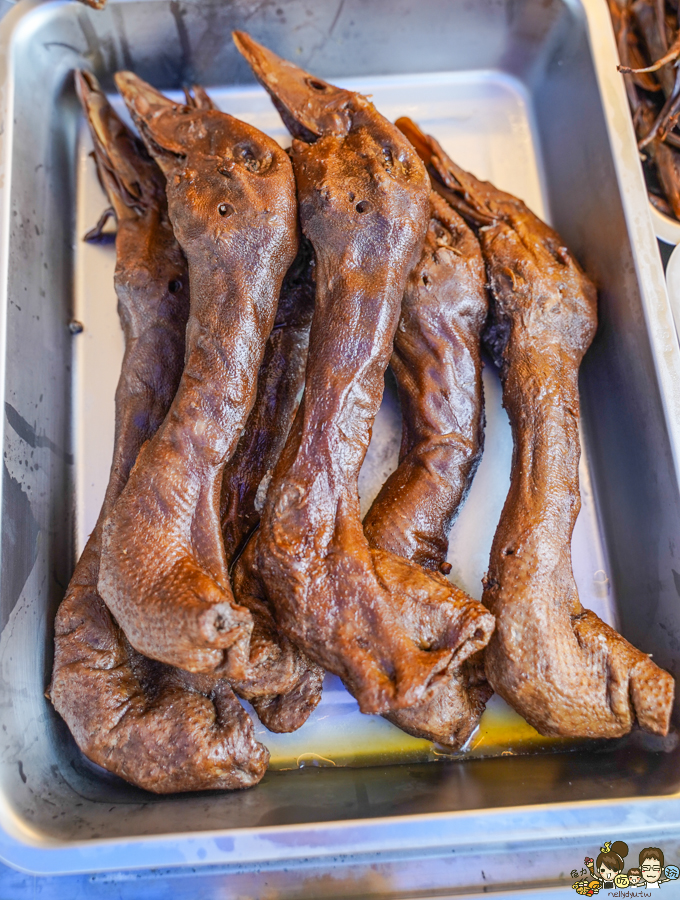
[177,87,324,729]
[220,239,316,564]
[364,193,487,571]
[364,192,492,748]
[99,73,298,675]
[398,118,675,737]
[235,33,495,715]
[222,239,325,732]
[49,73,268,793]
[179,87,323,731]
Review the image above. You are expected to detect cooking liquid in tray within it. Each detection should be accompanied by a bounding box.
[73,71,617,770]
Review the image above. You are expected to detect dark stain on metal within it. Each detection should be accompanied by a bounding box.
[5,403,74,464]
[112,5,134,71]
[169,0,194,84]
[77,10,106,72]
[1,462,40,631]
[672,568,680,598]
[42,42,83,54]
[328,0,346,38]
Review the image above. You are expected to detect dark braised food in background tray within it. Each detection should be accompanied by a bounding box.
[608,0,680,223]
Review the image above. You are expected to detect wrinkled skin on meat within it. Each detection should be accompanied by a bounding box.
[364,192,492,748]
[234,33,495,715]
[171,88,323,730]
[49,72,268,793]
[364,193,487,571]
[174,91,323,732]
[220,239,316,564]
[99,73,298,674]
[398,117,675,738]
[222,239,325,732]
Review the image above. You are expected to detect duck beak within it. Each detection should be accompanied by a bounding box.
[76,69,160,219]
[395,116,495,226]
[114,71,191,174]
[233,31,354,140]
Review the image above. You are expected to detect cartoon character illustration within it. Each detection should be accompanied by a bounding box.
[571,878,601,896]
[573,842,679,893]
[640,847,664,888]
[628,867,644,886]
[593,841,629,890]
[665,864,680,883]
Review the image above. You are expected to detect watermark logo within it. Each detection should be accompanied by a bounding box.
[570,841,679,895]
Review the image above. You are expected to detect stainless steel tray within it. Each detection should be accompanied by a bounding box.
[1,0,680,892]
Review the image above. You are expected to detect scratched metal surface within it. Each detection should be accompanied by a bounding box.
[0,0,679,891]
[0,856,590,899]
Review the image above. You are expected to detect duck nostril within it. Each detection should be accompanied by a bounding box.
[307,78,327,92]
[168,279,182,294]
[218,203,235,217]
[356,200,371,214]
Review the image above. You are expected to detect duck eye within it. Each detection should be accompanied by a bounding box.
[168,279,182,294]
[307,78,327,92]
[356,200,372,214]
[218,203,234,217]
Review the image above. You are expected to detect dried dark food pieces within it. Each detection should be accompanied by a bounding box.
[608,0,680,221]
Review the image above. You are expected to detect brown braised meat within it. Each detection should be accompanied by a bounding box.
[398,117,675,737]
[363,191,492,748]
[364,192,486,570]
[49,72,268,793]
[234,33,495,715]
[170,87,324,731]
[220,238,315,563]
[173,87,323,731]
[98,73,299,675]
[223,238,325,732]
